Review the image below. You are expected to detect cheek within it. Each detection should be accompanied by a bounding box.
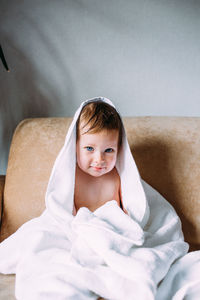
[77,150,91,168]
[76,147,84,166]
[106,153,117,166]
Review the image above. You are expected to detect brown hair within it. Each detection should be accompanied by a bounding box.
[76,100,123,148]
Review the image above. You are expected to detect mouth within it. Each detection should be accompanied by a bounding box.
[91,166,105,171]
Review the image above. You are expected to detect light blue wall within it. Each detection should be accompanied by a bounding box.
[1,0,200,174]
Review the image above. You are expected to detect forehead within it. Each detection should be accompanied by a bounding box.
[78,128,119,146]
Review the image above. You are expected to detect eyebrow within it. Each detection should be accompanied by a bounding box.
[83,144,117,148]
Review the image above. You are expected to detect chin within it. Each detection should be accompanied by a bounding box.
[88,167,112,177]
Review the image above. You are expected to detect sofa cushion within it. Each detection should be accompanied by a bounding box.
[1,118,72,241]
[0,274,15,299]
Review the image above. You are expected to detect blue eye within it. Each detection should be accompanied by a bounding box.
[86,146,94,152]
[105,148,114,153]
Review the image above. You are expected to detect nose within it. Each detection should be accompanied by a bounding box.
[94,151,105,165]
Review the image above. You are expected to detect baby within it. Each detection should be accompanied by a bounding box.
[73,100,127,215]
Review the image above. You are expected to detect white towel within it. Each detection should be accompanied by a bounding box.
[0,97,199,300]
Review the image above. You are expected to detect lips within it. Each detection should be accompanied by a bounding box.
[91,166,105,171]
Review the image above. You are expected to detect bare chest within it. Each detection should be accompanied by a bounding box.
[74,169,120,213]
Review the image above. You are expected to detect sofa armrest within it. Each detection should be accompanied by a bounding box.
[0,175,5,229]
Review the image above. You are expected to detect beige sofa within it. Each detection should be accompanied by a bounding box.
[0,117,200,299]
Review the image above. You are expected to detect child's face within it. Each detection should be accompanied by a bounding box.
[76,126,119,177]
